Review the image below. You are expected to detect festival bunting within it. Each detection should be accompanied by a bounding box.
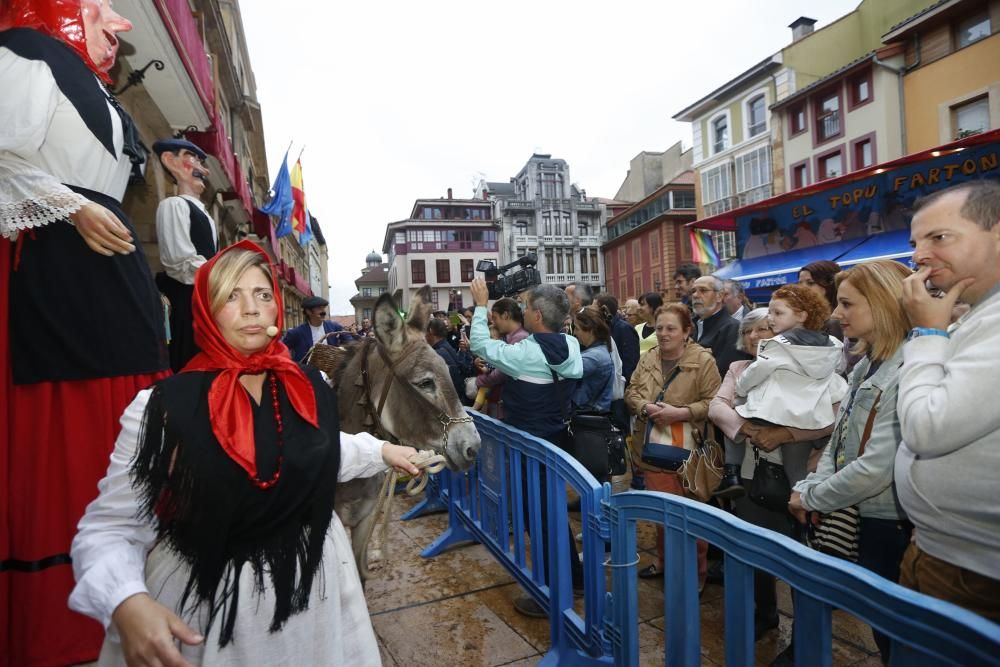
[689,229,720,267]
[259,149,294,238]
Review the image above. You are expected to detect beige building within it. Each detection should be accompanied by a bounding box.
[770,45,907,192]
[350,251,389,323]
[613,142,694,203]
[383,194,499,312]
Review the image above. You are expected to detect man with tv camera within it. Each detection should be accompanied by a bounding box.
[469,267,584,619]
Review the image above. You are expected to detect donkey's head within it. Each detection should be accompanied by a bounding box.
[367,286,480,470]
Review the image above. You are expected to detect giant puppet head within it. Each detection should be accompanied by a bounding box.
[152,138,209,197]
[0,0,132,83]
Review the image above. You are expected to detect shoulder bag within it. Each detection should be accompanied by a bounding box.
[806,389,883,562]
[677,425,724,502]
[640,367,698,471]
[554,370,627,479]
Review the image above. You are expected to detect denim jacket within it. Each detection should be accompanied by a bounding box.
[571,343,614,413]
[794,345,905,520]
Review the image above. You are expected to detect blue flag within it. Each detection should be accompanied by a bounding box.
[260,150,294,238]
[299,210,314,246]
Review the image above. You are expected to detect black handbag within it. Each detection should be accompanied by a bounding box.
[568,411,627,478]
[748,446,791,512]
[550,369,626,479]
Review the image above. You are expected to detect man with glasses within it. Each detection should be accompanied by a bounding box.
[282,295,349,361]
[691,275,743,376]
[153,138,218,371]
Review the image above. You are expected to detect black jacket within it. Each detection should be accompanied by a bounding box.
[609,315,640,384]
[694,307,746,376]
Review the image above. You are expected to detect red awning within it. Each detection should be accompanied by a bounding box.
[152,0,214,117]
[689,128,1000,231]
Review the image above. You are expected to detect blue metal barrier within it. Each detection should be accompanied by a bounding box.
[419,411,612,666]
[605,490,1000,667]
[413,414,1000,665]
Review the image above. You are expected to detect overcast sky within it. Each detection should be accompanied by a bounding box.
[239,0,861,314]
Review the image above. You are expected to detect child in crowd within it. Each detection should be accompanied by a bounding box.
[735,284,848,430]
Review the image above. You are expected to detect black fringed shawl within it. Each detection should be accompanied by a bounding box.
[131,367,341,647]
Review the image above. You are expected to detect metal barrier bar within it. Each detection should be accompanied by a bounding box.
[605,490,1000,667]
[420,411,611,665]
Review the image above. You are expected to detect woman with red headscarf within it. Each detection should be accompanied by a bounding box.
[69,242,422,665]
[0,2,169,663]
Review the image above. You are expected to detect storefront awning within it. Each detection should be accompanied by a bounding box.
[689,128,1000,232]
[715,237,867,292]
[836,229,913,268]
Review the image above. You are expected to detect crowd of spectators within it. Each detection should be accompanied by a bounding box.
[453,180,1000,664]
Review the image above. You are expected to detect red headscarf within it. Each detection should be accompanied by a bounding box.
[183,240,318,480]
[0,0,111,82]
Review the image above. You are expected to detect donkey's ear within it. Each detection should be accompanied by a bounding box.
[374,293,405,353]
[407,285,433,333]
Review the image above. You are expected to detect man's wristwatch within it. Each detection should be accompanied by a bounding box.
[640,404,649,419]
[907,327,950,341]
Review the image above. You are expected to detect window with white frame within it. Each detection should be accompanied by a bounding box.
[747,95,767,138]
[701,163,733,205]
[711,230,737,261]
[734,146,772,194]
[711,115,729,154]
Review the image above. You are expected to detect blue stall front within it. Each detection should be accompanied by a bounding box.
[695,129,1000,303]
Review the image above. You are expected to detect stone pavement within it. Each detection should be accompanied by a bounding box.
[365,492,885,667]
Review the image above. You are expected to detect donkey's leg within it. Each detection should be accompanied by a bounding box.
[335,475,383,584]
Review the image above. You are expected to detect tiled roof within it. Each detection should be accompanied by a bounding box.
[886,0,952,34]
[770,51,875,110]
[355,264,389,285]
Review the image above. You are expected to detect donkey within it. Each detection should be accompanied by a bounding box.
[333,285,481,581]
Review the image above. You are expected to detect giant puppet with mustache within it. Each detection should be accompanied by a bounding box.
[0,2,169,664]
[153,137,220,372]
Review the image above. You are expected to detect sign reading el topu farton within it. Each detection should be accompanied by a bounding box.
[737,144,1000,260]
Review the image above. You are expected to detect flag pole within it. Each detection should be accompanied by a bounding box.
[296,145,306,163]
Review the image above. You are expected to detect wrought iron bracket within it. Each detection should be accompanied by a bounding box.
[111,59,165,96]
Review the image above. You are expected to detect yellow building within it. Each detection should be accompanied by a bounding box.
[883,0,1000,152]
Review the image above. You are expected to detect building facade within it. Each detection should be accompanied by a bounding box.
[383,193,499,312]
[602,174,697,302]
[350,251,389,323]
[478,154,607,291]
[672,0,931,264]
[883,0,1000,153]
[771,46,906,193]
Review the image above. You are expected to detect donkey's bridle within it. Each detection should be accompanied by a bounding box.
[358,337,473,450]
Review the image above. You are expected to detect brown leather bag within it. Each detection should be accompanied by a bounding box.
[678,426,724,502]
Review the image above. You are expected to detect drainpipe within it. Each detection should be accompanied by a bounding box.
[874,33,920,154]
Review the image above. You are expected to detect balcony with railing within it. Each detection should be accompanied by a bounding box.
[513,235,538,246]
[818,110,841,142]
[503,200,535,211]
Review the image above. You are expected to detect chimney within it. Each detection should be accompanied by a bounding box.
[447,187,453,199]
[789,16,816,42]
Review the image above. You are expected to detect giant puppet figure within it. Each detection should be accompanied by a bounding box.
[0,1,169,664]
[153,137,219,372]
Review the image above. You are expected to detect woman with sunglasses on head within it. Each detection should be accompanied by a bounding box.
[70,242,422,666]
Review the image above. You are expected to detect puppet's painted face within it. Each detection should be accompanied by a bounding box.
[81,0,132,73]
[162,149,208,195]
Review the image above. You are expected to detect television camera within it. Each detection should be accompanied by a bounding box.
[476,254,541,300]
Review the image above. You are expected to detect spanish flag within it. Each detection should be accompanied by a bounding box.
[290,158,308,239]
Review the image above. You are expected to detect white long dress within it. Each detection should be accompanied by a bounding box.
[69,389,385,666]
